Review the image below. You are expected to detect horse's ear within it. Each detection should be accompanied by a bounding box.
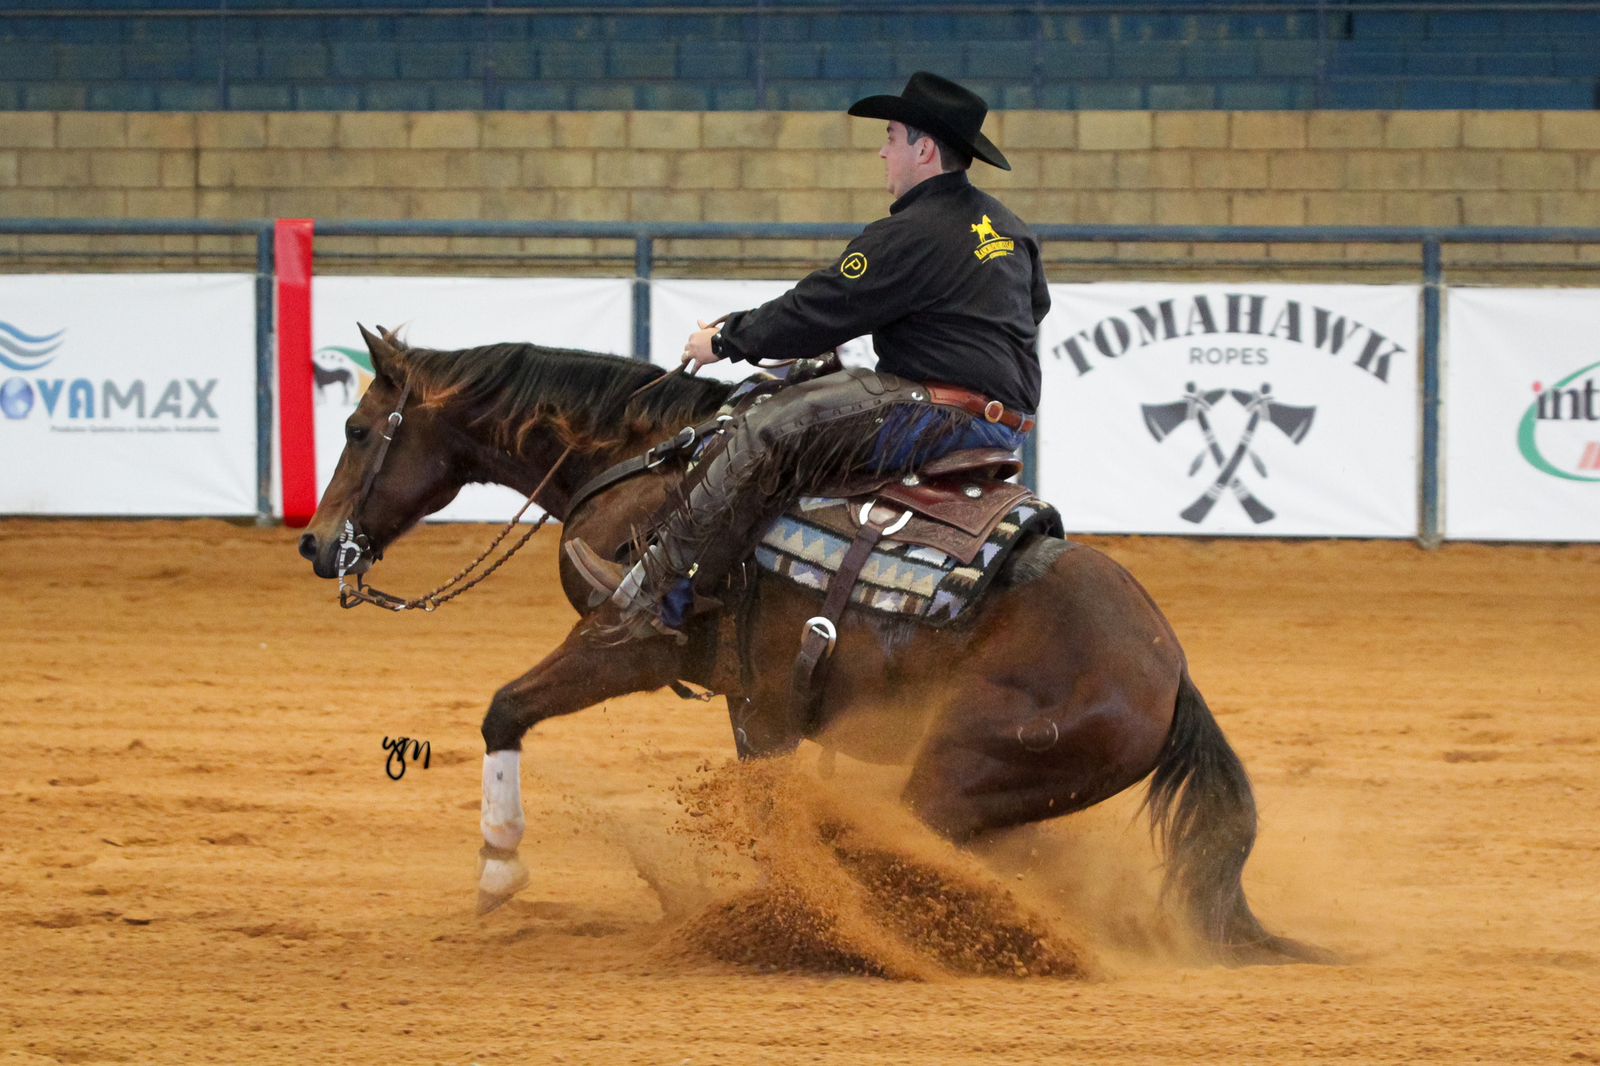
[358,323,403,384]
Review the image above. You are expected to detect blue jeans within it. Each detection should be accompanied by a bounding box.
[871,402,1030,469]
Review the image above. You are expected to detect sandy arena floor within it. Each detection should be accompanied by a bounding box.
[2,519,1597,1064]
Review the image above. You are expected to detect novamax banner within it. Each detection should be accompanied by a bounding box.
[0,274,256,516]
[1444,288,1600,542]
[1037,283,1420,537]
[303,276,631,522]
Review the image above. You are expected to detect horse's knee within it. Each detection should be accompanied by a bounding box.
[481,689,524,752]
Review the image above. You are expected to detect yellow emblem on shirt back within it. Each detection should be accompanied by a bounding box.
[971,215,1014,262]
[841,252,868,279]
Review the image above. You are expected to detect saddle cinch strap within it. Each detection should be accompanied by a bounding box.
[788,500,911,734]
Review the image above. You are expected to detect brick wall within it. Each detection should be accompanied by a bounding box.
[1,110,1597,271]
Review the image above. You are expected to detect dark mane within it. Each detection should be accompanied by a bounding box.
[395,341,734,452]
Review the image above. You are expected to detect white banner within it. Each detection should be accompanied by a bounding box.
[0,274,256,516]
[1444,288,1600,542]
[649,279,875,380]
[304,276,631,522]
[1037,283,1420,537]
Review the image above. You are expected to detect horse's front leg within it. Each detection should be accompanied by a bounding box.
[476,626,679,913]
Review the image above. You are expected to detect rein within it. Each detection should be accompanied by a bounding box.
[335,361,694,613]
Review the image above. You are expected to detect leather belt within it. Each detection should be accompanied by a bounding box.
[920,382,1035,434]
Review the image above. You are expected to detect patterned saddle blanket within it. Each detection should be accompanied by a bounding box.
[754,491,1063,627]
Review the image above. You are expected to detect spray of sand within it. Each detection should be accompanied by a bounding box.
[624,752,1139,973]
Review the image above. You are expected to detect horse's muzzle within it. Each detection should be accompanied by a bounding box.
[299,528,373,580]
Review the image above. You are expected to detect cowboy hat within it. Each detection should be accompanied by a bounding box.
[847,71,1010,171]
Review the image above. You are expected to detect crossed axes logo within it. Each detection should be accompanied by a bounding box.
[1142,383,1315,525]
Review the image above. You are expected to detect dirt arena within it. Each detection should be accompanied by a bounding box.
[2,519,1597,1064]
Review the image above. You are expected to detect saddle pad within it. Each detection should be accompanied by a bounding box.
[754,495,1063,627]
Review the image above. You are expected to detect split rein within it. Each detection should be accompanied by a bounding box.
[335,363,696,613]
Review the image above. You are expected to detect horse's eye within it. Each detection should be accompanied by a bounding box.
[346,422,368,444]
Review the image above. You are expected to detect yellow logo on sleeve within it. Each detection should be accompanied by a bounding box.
[971,215,1014,262]
[840,252,868,279]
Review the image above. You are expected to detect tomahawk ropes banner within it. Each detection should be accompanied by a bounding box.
[1037,283,1420,537]
[0,274,256,516]
[1444,288,1600,542]
[649,280,874,380]
[303,277,631,522]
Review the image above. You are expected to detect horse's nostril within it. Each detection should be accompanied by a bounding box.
[298,532,319,561]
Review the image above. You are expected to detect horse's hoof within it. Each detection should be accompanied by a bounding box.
[476,888,517,916]
[476,852,531,915]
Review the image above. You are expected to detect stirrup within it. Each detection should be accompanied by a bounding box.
[563,538,628,605]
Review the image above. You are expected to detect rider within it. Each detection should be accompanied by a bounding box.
[568,71,1050,642]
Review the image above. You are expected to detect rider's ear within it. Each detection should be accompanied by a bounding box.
[358,323,403,384]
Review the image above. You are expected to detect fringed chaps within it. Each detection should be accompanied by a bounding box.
[639,368,972,598]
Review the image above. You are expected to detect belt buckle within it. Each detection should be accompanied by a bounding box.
[982,399,1005,424]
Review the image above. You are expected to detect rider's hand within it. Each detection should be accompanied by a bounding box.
[682,319,723,367]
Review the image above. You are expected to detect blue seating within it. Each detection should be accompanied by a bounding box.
[88,83,155,109]
[260,45,332,82]
[1148,83,1216,109]
[638,83,714,111]
[1113,43,1184,81]
[364,81,432,110]
[228,84,294,109]
[1076,83,1144,109]
[572,84,639,110]
[610,43,679,81]
[501,82,571,110]
[431,81,490,110]
[0,3,1593,111]
[1217,82,1302,109]
[539,43,608,81]
[0,42,57,80]
[296,85,363,110]
[1399,79,1482,109]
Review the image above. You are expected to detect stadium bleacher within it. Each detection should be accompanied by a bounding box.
[1,1,1596,111]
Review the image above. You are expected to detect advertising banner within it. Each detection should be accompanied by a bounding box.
[0,274,256,516]
[305,277,631,522]
[649,280,874,381]
[1444,288,1600,542]
[1037,283,1420,537]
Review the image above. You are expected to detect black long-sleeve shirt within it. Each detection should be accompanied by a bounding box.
[714,170,1049,413]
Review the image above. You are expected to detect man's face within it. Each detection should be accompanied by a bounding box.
[879,121,927,199]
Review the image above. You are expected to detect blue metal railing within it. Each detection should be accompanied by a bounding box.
[4,216,1599,542]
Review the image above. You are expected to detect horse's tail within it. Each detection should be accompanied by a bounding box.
[1144,669,1332,965]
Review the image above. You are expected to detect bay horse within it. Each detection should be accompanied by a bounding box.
[297,326,1325,965]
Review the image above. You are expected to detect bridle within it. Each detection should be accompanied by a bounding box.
[334,360,696,613]
[335,374,570,612]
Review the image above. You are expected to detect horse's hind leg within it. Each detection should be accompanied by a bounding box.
[476,626,679,913]
[900,681,1171,843]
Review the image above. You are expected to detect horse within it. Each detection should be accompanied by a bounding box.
[297,326,1326,965]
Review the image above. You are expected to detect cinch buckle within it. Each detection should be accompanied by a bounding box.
[983,399,1005,424]
[857,500,913,536]
[803,616,838,654]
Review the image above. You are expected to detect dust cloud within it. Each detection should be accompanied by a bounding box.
[602,749,1214,981]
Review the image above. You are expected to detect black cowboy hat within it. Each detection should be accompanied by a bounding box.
[847,71,1010,171]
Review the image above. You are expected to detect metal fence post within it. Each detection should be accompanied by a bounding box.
[633,235,653,362]
[1420,237,1443,548]
[255,225,276,522]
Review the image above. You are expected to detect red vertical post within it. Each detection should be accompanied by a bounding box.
[275,219,316,527]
